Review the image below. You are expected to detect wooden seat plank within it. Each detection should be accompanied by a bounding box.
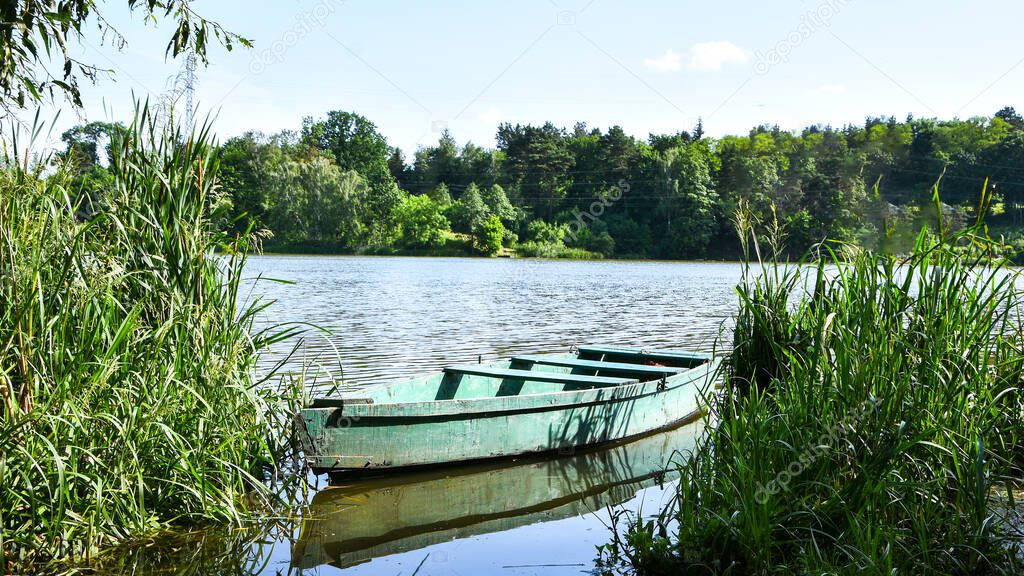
[513,355,684,375]
[444,365,634,387]
[577,345,711,363]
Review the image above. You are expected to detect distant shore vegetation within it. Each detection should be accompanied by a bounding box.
[61,107,1024,261]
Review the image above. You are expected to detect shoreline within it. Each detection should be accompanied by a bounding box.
[254,249,747,264]
[254,243,744,264]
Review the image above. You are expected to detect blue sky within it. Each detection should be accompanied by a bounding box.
[40,0,1024,155]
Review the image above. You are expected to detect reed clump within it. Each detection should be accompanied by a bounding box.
[600,202,1024,575]
[0,107,301,572]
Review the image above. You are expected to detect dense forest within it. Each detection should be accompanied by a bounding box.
[61,107,1024,260]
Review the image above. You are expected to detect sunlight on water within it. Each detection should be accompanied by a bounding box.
[246,256,743,395]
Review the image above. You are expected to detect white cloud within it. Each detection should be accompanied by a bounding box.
[814,83,846,95]
[643,49,683,72]
[644,42,748,73]
[687,41,748,70]
[479,106,502,125]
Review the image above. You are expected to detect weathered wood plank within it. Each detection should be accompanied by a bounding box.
[513,355,685,375]
[444,365,634,386]
[578,345,712,363]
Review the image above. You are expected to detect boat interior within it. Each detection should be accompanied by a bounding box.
[311,346,710,406]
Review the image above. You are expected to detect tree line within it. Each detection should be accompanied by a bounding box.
[59,107,1024,260]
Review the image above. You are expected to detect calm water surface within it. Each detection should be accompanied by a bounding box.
[126,256,744,575]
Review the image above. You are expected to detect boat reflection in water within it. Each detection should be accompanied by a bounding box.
[292,419,707,570]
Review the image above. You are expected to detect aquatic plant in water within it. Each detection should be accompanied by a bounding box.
[599,195,1024,575]
[0,106,304,572]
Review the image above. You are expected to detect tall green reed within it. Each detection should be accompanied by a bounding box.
[0,105,304,572]
[600,196,1024,575]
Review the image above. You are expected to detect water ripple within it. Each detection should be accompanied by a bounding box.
[244,256,744,391]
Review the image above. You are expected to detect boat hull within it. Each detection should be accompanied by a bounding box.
[298,350,718,473]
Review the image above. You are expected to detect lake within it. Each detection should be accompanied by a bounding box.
[249,256,742,386]
[116,256,744,575]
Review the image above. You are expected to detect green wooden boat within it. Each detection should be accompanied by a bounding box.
[297,344,718,473]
